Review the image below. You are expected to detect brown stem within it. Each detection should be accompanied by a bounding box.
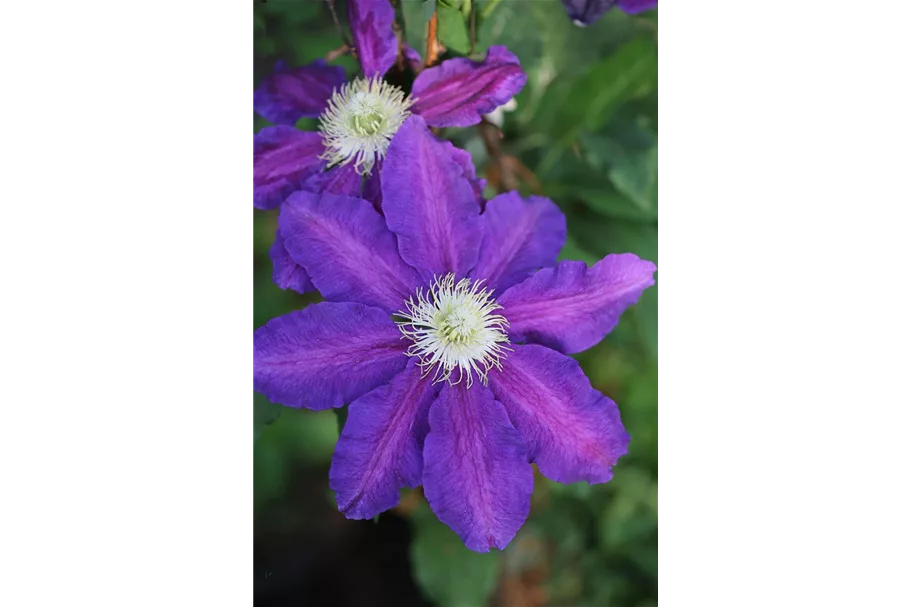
[325,0,350,46]
[324,43,351,62]
[469,0,477,56]
[478,118,543,195]
[425,13,441,67]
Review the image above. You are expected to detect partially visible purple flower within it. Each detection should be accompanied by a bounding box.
[253,115,656,552]
[562,0,657,27]
[253,0,524,211]
[347,0,398,78]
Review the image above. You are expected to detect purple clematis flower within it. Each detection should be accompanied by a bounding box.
[253,0,525,212]
[253,116,656,552]
[562,0,657,27]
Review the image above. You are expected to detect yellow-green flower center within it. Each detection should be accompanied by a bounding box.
[318,76,414,175]
[396,274,511,388]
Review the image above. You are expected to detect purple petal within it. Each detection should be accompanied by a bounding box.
[619,0,657,14]
[303,160,364,198]
[423,383,533,553]
[472,192,566,293]
[269,228,314,294]
[403,45,423,73]
[411,46,526,128]
[366,145,481,214]
[561,0,614,25]
[489,344,629,484]
[330,359,438,519]
[444,140,487,205]
[254,302,407,410]
[381,115,482,278]
[254,60,347,125]
[348,0,398,78]
[253,126,325,210]
[279,189,421,313]
[499,254,656,354]
[363,164,383,211]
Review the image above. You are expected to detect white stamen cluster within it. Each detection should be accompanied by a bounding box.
[397,274,511,388]
[318,75,414,175]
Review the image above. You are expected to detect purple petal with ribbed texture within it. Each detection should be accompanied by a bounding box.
[330,360,438,519]
[411,46,526,128]
[489,344,629,484]
[444,139,487,205]
[303,160,364,198]
[253,127,325,210]
[279,189,421,313]
[422,383,533,552]
[472,192,566,293]
[381,115,482,278]
[254,60,347,125]
[348,0,398,78]
[366,144,482,214]
[499,254,656,354]
[269,228,314,294]
[253,302,407,410]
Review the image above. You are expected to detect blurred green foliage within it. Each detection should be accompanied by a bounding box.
[254,2,657,605]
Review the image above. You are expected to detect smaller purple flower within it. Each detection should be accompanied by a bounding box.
[254,116,657,552]
[562,0,657,27]
[253,0,525,211]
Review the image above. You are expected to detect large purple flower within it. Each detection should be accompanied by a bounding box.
[253,116,656,552]
[253,0,525,212]
[562,0,657,27]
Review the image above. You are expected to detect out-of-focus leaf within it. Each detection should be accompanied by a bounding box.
[253,437,285,508]
[283,410,339,463]
[599,468,657,550]
[546,172,657,223]
[636,280,657,359]
[401,0,434,56]
[410,505,501,607]
[258,0,322,25]
[253,210,274,255]
[422,0,438,23]
[568,215,656,262]
[609,144,657,212]
[537,37,657,143]
[254,393,283,441]
[558,235,599,265]
[437,4,471,55]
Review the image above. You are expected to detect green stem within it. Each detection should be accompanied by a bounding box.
[480,0,504,21]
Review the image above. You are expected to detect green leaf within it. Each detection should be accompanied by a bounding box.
[254,394,282,441]
[570,216,657,263]
[410,506,500,607]
[635,280,657,360]
[437,4,471,55]
[598,468,657,550]
[401,0,434,58]
[546,173,657,223]
[253,438,286,507]
[422,0,438,23]
[558,236,598,265]
[610,145,657,212]
[539,37,657,144]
